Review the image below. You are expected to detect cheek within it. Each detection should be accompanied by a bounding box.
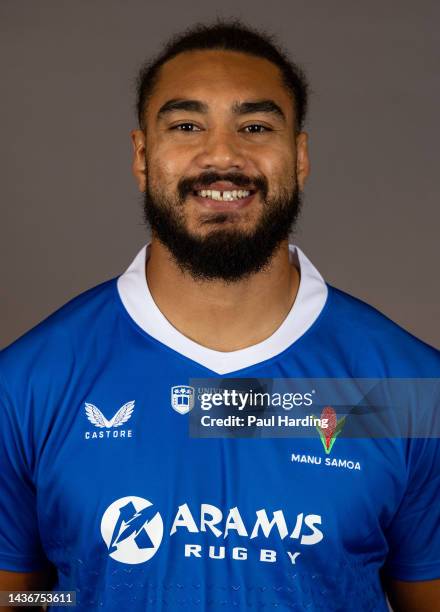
[252,140,295,171]
[259,154,296,193]
[147,154,179,193]
[147,141,192,189]
[150,135,191,169]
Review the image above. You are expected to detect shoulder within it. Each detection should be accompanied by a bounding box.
[0,278,119,396]
[323,284,440,376]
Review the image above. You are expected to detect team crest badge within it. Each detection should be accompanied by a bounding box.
[171,385,195,415]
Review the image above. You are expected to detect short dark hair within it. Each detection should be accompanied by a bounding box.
[135,19,309,132]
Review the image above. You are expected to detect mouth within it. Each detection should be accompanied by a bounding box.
[190,183,257,210]
[194,188,252,201]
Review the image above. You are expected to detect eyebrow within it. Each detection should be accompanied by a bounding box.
[157,99,208,117]
[157,98,286,122]
[232,100,286,122]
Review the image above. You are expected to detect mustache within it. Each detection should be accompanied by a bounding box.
[177,172,268,200]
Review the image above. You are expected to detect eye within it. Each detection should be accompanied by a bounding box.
[242,124,272,134]
[171,122,201,132]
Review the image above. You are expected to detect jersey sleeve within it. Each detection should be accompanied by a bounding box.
[0,374,49,571]
[383,436,440,581]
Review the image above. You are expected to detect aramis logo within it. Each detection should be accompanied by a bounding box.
[100,496,324,566]
[101,496,163,564]
[315,406,346,454]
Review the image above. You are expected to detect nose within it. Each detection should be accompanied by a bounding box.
[194,129,246,171]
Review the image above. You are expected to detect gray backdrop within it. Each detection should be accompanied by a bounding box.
[1,0,439,349]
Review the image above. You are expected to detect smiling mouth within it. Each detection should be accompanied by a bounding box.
[192,188,254,202]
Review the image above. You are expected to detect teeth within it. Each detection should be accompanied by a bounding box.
[196,189,251,201]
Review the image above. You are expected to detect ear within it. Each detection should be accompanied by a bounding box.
[131,129,146,192]
[295,132,310,191]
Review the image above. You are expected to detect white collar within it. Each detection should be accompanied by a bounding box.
[117,243,328,374]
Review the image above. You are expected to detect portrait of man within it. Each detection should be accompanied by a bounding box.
[0,14,438,612]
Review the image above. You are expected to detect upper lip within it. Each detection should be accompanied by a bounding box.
[192,181,254,192]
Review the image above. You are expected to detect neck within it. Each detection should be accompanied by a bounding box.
[145,237,300,352]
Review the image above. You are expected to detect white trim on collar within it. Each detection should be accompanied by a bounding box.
[117,243,328,374]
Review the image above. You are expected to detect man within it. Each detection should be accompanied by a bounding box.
[0,20,439,611]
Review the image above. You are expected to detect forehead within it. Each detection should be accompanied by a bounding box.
[148,49,294,121]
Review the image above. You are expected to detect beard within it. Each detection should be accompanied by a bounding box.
[142,170,302,283]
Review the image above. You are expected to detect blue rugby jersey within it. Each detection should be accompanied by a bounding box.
[0,244,439,611]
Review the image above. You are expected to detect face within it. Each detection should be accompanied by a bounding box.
[131,49,310,281]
